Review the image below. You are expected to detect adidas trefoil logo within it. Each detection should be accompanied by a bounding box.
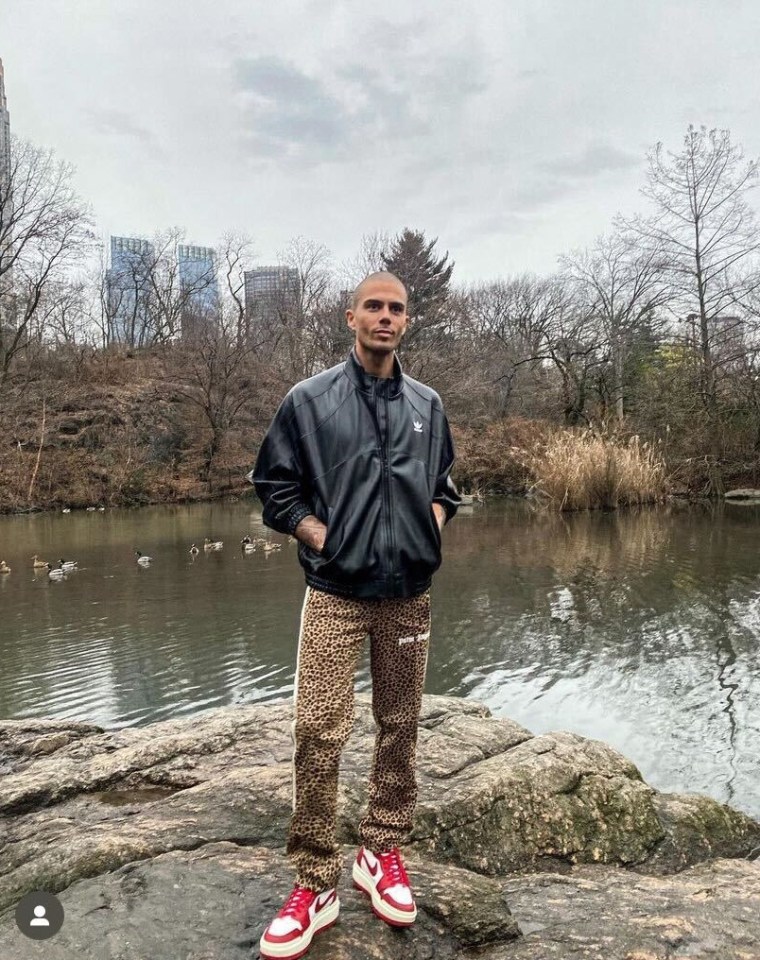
[413,419,423,433]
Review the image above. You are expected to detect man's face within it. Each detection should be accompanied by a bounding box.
[347,278,408,355]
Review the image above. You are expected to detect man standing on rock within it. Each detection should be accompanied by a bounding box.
[252,271,461,959]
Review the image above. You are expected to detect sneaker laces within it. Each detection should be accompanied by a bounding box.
[378,848,410,887]
[279,886,314,918]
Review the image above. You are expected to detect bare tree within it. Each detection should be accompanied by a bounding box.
[254,236,335,382]
[283,236,332,321]
[307,289,353,371]
[464,277,547,415]
[625,126,760,424]
[0,136,93,382]
[101,237,154,348]
[561,230,670,422]
[147,229,217,344]
[218,231,256,347]
[339,231,391,289]
[168,311,257,485]
[29,277,92,346]
[466,275,602,424]
[537,288,604,427]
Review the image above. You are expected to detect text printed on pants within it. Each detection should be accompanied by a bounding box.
[398,630,431,645]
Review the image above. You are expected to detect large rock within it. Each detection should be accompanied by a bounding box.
[488,857,760,959]
[1,695,759,959]
[0,845,519,960]
[725,488,760,500]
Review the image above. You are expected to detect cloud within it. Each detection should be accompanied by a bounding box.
[231,35,488,168]
[542,143,641,179]
[87,109,158,148]
[448,210,533,249]
[13,0,756,282]
[233,57,351,161]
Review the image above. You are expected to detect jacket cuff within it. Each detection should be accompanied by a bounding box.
[283,503,313,536]
[433,498,456,526]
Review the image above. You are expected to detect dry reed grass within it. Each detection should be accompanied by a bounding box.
[452,417,553,493]
[514,428,669,510]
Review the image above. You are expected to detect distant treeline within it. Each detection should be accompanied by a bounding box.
[2,125,760,510]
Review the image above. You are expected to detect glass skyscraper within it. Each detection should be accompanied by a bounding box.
[244,265,300,324]
[177,244,219,339]
[106,236,155,346]
[0,59,9,192]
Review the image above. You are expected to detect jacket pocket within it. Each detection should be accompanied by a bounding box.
[322,506,336,558]
[430,504,442,546]
[389,458,442,581]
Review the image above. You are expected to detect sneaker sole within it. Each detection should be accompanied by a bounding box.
[352,861,417,927]
[259,898,340,960]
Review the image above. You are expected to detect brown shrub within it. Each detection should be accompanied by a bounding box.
[452,418,553,494]
[513,427,669,510]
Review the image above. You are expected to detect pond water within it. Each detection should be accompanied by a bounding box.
[0,498,758,817]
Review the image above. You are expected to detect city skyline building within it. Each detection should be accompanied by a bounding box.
[0,58,10,191]
[0,57,14,346]
[244,265,300,325]
[106,235,155,346]
[686,312,746,363]
[178,243,219,339]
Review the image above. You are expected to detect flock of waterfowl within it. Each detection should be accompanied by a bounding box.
[0,556,80,579]
[0,536,288,580]
[188,536,285,559]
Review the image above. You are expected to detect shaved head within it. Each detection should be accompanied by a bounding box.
[351,271,407,311]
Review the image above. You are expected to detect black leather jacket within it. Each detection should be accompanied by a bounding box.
[252,347,461,599]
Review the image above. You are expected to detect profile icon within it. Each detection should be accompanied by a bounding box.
[30,904,50,927]
[15,890,64,940]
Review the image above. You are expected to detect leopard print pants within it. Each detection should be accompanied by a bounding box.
[287,585,431,891]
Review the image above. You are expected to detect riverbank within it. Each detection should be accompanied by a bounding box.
[1,695,759,958]
[0,351,254,514]
[4,353,760,515]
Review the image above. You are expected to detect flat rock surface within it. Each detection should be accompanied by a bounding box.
[492,858,760,960]
[1,695,759,959]
[0,844,518,960]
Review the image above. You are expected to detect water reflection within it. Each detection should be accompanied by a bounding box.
[0,498,758,816]
[431,500,760,817]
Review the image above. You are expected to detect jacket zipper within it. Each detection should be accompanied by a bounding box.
[374,383,395,588]
[383,391,397,586]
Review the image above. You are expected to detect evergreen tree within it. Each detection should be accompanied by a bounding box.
[382,228,454,349]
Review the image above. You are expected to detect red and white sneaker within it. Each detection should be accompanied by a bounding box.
[259,885,340,960]
[352,846,417,927]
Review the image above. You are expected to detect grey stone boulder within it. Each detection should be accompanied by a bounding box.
[0,844,518,960]
[1,694,759,959]
[487,857,760,960]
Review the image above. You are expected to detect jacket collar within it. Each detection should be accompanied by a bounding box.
[345,346,404,398]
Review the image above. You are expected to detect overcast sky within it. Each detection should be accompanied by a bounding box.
[3,0,760,283]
